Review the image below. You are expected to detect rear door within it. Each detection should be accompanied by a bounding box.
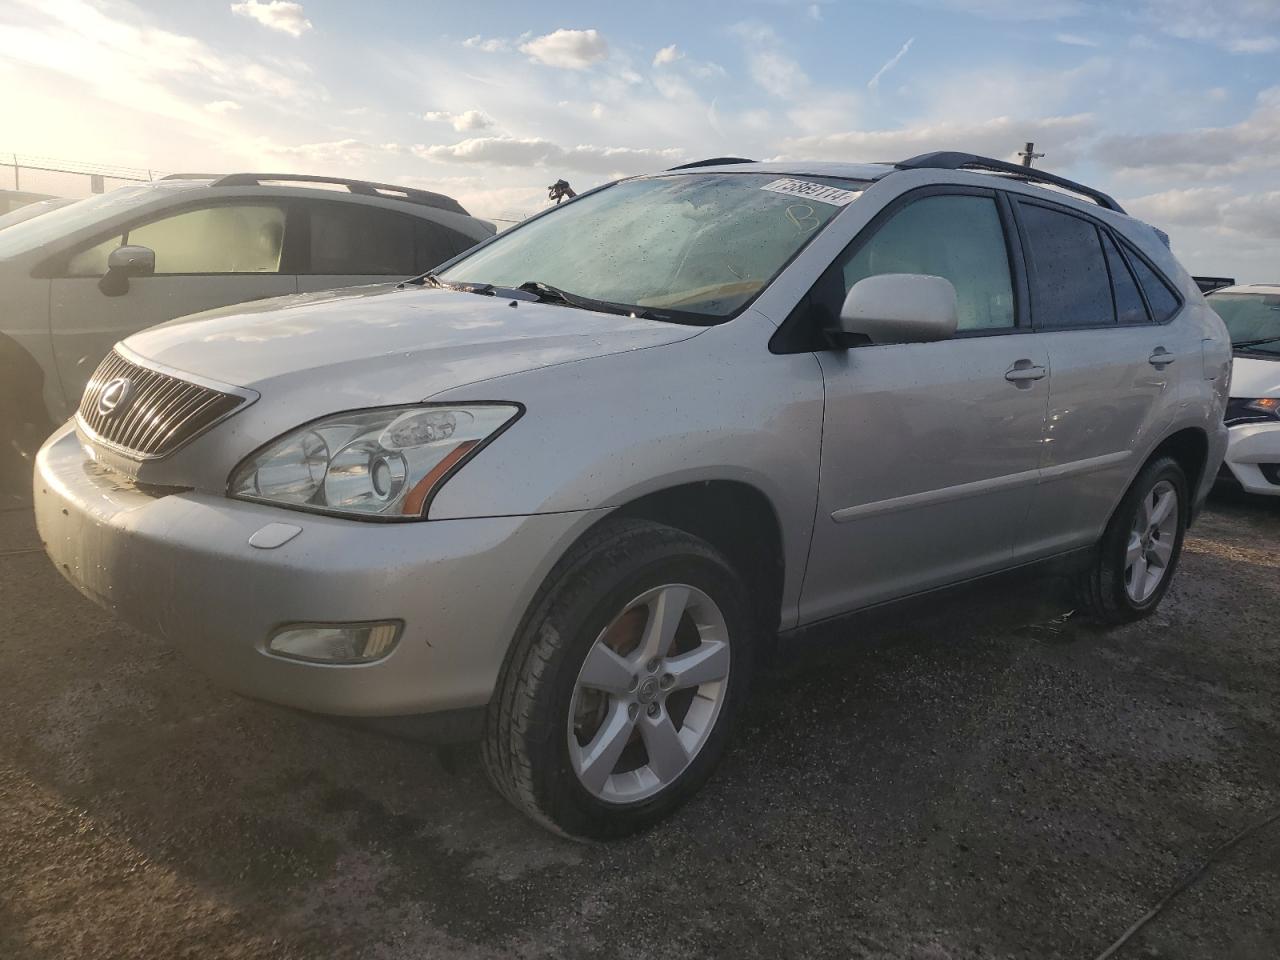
[47,201,296,405]
[293,201,473,293]
[799,187,1051,622]
[1012,199,1186,558]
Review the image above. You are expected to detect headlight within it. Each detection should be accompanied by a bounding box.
[1225,397,1280,425]
[229,404,521,519]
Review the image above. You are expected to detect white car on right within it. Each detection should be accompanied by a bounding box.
[1207,283,1280,496]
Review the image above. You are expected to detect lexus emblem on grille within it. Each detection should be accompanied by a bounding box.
[97,377,135,418]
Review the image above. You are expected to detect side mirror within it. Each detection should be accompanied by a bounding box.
[834,273,959,346]
[99,244,155,297]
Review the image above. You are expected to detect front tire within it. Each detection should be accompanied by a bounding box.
[1075,455,1188,624]
[482,519,755,839]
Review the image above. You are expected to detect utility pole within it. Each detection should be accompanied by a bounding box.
[1019,142,1044,168]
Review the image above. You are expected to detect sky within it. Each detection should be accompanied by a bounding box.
[1,0,1278,281]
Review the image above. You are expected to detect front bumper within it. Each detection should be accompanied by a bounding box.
[34,424,603,717]
[1221,420,1280,496]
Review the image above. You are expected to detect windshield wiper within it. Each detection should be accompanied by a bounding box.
[1233,336,1280,349]
[516,280,663,319]
[401,272,499,296]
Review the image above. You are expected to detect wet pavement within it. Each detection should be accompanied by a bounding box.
[1,491,1278,959]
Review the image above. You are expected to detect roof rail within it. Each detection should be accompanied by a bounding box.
[666,157,755,171]
[895,151,1125,213]
[162,172,469,216]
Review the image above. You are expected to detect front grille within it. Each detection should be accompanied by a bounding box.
[78,350,246,459]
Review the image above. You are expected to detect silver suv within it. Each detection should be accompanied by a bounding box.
[1,173,493,495]
[34,152,1231,838]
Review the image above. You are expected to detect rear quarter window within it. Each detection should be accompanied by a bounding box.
[1125,246,1182,323]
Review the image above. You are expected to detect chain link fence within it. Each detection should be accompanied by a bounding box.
[0,153,166,201]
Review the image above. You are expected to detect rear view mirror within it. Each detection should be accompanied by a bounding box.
[834,273,959,346]
[99,244,155,297]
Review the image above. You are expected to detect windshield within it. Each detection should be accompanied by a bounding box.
[439,173,864,320]
[0,198,77,231]
[1208,292,1280,353]
[0,184,160,259]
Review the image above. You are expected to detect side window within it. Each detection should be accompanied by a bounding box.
[1101,231,1150,325]
[63,204,286,277]
[130,205,285,274]
[1018,202,1114,328]
[308,204,416,275]
[413,221,465,272]
[66,236,122,277]
[1125,246,1181,323]
[834,194,1015,331]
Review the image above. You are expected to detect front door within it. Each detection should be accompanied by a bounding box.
[48,201,297,407]
[798,189,1050,623]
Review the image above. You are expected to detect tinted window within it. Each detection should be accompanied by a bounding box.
[1019,203,1113,328]
[834,194,1015,330]
[414,220,468,270]
[65,203,287,277]
[1101,231,1150,325]
[309,205,417,275]
[1127,248,1181,323]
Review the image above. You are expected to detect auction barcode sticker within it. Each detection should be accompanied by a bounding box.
[760,178,862,206]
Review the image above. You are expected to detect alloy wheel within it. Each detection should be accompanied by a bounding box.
[1124,479,1179,603]
[567,583,731,804]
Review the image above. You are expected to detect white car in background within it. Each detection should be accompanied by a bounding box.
[0,173,494,495]
[1207,284,1280,496]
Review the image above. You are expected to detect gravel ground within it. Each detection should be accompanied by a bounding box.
[1,491,1277,959]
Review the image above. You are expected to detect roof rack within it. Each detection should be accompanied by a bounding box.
[666,157,755,171]
[895,151,1125,214]
[161,172,468,216]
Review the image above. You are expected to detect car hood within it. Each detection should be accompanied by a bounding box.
[1230,354,1280,399]
[123,283,704,406]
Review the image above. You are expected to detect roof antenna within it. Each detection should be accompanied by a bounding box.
[1019,141,1045,168]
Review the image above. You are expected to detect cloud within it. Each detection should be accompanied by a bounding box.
[1128,186,1280,241]
[777,114,1096,165]
[1055,32,1099,47]
[204,99,242,113]
[229,1,311,38]
[907,0,1086,20]
[518,28,608,69]
[732,22,808,99]
[868,37,915,91]
[1094,85,1280,178]
[1140,0,1280,53]
[462,34,508,53]
[423,109,494,132]
[262,138,384,166]
[412,136,683,175]
[653,44,682,67]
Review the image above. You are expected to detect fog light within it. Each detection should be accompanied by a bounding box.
[267,621,402,664]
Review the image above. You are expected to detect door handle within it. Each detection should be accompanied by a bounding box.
[1005,360,1047,386]
[1148,348,1175,367]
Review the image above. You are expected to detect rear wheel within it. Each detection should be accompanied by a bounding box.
[1075,455,1187,624]
[482,519,755,839]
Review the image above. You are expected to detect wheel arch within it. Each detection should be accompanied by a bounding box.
[605,479,787,641]
[1148,426,1209,525]
[0,331,53,424]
